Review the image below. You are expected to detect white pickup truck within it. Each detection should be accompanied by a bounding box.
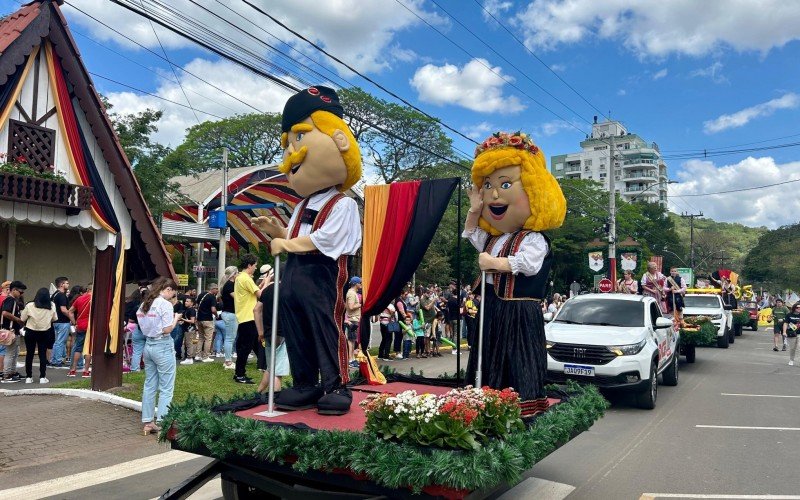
[682,293,732,348]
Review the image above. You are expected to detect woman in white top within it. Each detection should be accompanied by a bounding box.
[137,278,181,435]
[21,288,57,384]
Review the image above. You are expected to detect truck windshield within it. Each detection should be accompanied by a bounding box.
[554,299,644,327]
[684,296,721,308]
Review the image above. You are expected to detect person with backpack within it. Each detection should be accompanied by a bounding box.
[1,281,26,383]
[21,288,57,383]
[195,283,218,363]
[49,277,74,368]
[376,303,396,361]
[68,285,93,378]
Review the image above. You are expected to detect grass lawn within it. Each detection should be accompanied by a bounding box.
[54,360,272,403]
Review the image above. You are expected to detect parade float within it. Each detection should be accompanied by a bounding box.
[155,94,607,498]
[677,316,718,362]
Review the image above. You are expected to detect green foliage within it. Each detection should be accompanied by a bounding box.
[732,308,750,325]
[160,381,607,493]
[0,158,67,182]
[679,319,717,346]
[163,113,283,172]
[743,222,800,289]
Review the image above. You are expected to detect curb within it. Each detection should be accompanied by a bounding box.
[0,388,142,412]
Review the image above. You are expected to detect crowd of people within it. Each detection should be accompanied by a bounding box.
[0,277,93,385]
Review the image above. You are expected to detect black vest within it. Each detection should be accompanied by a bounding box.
[484,231,553,300]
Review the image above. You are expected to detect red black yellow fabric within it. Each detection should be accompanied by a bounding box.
[361,178,458,318]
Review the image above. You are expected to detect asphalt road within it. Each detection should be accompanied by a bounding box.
[4,329,799,500]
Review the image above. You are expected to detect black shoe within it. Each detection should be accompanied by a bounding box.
[317,388,352,416]
[782,346,787,351]
[774,347,779,351]
[275,386,324,410]
[233,376,254,384]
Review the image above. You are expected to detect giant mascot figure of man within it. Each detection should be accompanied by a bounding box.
[464,132,566,417]
[252,86,361,415]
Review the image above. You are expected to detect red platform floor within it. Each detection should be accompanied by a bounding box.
[236,382,560,432]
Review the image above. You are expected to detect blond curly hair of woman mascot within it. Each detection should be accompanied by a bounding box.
[472,132,566,235]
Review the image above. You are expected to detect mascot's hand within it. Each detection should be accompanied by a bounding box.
[478,252,496,271]
[468,185,483,214]
[252,216,286,238]
[270,238,286,256]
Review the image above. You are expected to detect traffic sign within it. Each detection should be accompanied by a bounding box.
[598,278,614,293]
[176,274,189,287]
[192,265,217,274]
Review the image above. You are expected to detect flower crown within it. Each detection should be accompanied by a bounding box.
[474,131,540,158]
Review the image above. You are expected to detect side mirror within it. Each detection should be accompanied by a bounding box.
[543,312,554,322]
[655,317,673,329]
[723,304,733,311]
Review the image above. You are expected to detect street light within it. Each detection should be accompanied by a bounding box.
[661,248,687,267]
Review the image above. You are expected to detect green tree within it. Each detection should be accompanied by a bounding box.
[164,113,284,172]
[743,223,800,289]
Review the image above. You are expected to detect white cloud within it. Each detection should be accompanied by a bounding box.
[703,93,799,134]
[481,0,514,23]
[103,58,297,146]
[550,63,567,72]
[669,157,800,228]
[652,68,668,80]
[514,0,800,58]
[462,122,494,140]
[537,120,574,137]
[410,58,525,113]
[65,0,440,75]
[617,89,626,96]
[689,61,728,84]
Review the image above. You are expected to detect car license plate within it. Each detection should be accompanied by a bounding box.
[564,364,595,377]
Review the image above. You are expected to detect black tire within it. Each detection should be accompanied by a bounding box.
[663,352,679,386]
[221,477,267,500]
[685,344,696,363]
[751,321,758,331]
[717,331,729,348]
[636,361,657,409]
[728,326,735,344]
[734,324,742,337]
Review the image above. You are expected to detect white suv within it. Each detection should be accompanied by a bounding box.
[545,294,679,409]
[682,293,731,348]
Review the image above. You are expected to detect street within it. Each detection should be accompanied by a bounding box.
[1,330,799,499]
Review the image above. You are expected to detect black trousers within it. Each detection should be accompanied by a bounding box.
[378,323,392,359]
[255,334,266,370]
[415,336,425,355]
[281,253,348,394]
[465,316,477,347]
[235,321,257,378]
[392,331,403,353]
[25,328,49,379]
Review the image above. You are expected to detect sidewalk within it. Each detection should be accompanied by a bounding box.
[0,394,166,490]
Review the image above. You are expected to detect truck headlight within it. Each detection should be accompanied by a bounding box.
[608,339,647,356]
[546,341,555,349]
[710,314,722,320]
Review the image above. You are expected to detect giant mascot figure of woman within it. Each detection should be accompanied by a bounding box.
[463,132,566,416]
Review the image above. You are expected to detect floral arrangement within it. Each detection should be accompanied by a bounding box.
[0,152,67,182]
[731,308,749,326]
[360,386,524,450]
[474,131,540,158]
[680,315,717,346]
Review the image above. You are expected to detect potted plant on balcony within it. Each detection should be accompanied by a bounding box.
[0,153,74,207]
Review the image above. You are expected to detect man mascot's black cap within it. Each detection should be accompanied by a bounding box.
[281,86,344,133]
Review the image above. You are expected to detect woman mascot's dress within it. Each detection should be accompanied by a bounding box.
[463,131,566,417]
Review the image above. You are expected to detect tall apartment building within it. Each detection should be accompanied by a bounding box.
[550,119,668,206]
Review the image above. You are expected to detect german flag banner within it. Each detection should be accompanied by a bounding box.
[361,178,458,318]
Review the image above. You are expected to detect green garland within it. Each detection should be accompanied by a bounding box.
[680,321,717,346]
[159,381,608,493]
[731,309,750,326]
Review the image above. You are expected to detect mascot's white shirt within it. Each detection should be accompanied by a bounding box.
[463,227,548,284]
[287,187,362,260]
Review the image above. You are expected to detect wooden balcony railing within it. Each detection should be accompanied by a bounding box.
[0,173,92,215]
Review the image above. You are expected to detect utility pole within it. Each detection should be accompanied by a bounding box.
[196,204,204,293]
[217,148,228,284]
[681,211,703,269]
[718,250,732,270]
[608,136,617,284]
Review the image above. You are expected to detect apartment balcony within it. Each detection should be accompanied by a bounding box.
[0,173,92,215]
[564,165,581,173]
[623,171,657,181]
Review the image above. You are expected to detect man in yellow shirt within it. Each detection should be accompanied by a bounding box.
[233,254,268,384]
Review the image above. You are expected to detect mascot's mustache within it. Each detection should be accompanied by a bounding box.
[280,146,308,175]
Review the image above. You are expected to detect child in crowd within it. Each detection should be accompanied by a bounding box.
[429,311,444,357]
[399,314,414,361]
[179,297,197,365]
[412,309,426,359]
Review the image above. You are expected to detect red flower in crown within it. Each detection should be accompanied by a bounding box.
[474,131,540,158]
[508,136,523,146]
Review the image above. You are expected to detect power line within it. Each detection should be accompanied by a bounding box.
[239,0,479,147]
[673,177,800,197]
[89,72,226,119]
[473,0,609,122]
[660,131,800,153]
[429,0,592,124]
[392,0,589,138]
[661,140,800,160]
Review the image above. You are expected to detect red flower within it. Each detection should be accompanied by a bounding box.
[16,155,26,163]
[508,136,523,146]
[487,137,501,146]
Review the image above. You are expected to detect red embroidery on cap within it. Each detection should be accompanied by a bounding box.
[307,87,320,95]
[320,95,331,103]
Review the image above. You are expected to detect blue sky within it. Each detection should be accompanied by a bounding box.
[6,0,800,228]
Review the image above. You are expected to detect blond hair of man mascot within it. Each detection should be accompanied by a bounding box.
[464,131,566,416]
[252,86,361,415]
